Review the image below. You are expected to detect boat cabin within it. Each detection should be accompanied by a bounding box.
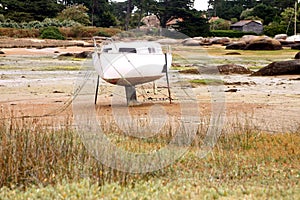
[101,42,163,55]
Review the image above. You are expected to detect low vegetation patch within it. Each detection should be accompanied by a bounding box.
[40,26,65,40]
[0,107,299,199]
[40,65,82,71]
[189,78,224,85]
[0,27,121,39]
[209,30,257,38]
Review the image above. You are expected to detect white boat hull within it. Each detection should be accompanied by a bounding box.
[92,41,172,86]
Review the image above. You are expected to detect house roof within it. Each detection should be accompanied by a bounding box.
[166,18,183,26]
[231,20,262,27]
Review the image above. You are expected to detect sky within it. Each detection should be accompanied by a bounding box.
[113,0,208,11]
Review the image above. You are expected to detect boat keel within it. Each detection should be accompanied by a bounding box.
[125,86,140,106]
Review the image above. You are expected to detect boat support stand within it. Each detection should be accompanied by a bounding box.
[125,85,139,106]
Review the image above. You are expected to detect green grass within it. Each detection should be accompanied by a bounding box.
[248,65,264,71]
[40,65,81,71]
[170,65,196,71]
[0,65,81,71]
[189,78,224,85]
[0,65,15,70]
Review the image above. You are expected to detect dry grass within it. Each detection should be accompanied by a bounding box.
[0,106,299,199]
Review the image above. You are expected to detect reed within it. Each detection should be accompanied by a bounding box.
[0,107,299,199]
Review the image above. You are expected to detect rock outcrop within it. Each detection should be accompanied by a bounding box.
[210,37,231,45]
[217,64,252,74]
[244,37,282,50]
[225,41,246,50]
[182,39,200,46]
[274,34,287,40]
[156,38,180,45]
[225,35,282,50]
[252,60,300,76]
[294,52,300,59]
[179,64,252,75]
[74,51,92,58]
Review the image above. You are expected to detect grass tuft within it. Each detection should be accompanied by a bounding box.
[0,107,299,199]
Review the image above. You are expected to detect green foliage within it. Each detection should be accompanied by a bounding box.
[42,18,63,27]
[40,26,65,40]
[0,0,64,22]
[27,21,44,29]
[263,23,292,37]
[189,79,223,85]
[251,4,279,25]
[97,30,112,37]
[56,4,91,26]
[210,18,231,30]
[280,7,299,26]
[231,18,238,24]
[0,14,5,22]
[96,11,118,28]
[0,19,21,28]
[5,11,35,23]
[208,0,296,28]
[240,8,254,20]
[174,9,210,38]
[209,30,257,38]
[152,0,195,28]
[238,4,277,25]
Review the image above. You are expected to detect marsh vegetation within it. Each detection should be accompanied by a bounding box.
[0,109,299,199]
[0,44,299,199]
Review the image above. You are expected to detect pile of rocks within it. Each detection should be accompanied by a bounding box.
[226,35,282,50]
[156,37,231,46]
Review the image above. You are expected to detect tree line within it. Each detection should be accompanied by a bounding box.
[0,0,299,37]
[0,0,200,28]
[208,0,296,25]
[0,0,210,37]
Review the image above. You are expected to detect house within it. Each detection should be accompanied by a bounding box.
[230,20,263,34]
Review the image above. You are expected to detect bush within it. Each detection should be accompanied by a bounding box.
[209,30,257,38]
[40,26,65,40]
[263,23,293,37]
[97,30,113,37]
[210,18,231,30]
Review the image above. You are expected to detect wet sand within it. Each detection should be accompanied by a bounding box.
[0,45,299,133]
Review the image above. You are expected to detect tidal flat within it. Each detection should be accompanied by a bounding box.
[0,44,299,199]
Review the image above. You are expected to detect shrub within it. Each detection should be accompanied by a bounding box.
[210,18,231,30]
[27,21,44,29]
[42,18,62,27]
[209,30,257,38]
[97,30,112,37]
[263,23,293,37]
[0,19,20,28]
[0,14,5,22]
[56,4,91,26]
[69,25,87,38]
[40,26,65,40]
